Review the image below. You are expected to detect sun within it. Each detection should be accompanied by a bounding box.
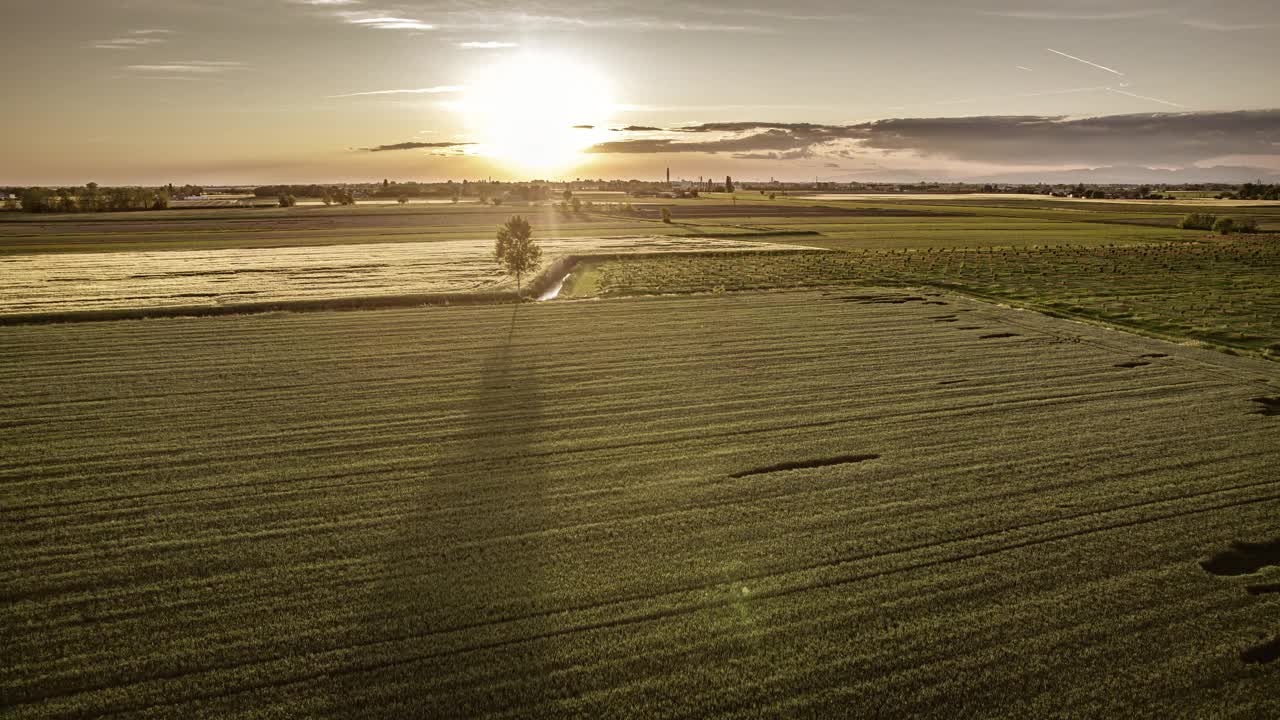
[458,52,614,174]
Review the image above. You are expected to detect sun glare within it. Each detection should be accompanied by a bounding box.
[459,53,615,174]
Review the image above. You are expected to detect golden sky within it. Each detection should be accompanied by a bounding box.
[3,0,1279,184]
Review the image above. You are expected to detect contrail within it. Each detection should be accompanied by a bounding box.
[1047,48,1124,75]
[1106,87,1186,108]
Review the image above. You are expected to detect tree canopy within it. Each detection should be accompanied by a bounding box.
[494,215,543,297]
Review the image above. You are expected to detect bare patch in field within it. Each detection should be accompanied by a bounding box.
[730,454,881,478]
[1241,637,1279,664]
[1200,539,1280,577]
[1249,397,1280,416]
[831,293,927,304]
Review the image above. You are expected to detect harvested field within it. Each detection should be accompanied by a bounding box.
[0,206,700,254]
[0,236,794,316]
[2,291,1278,718]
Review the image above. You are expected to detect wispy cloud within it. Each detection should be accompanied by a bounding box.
[490,13,770,33]
[1180,18,1276,31]
[93,29,174,50]
[328,86,464,98]
[291,0,361,5]
[364,141,473,152]
[458,41,518,49]
[94,38,168,49]
[689,5,859,22]
[980,9,1163,21]
[1046,48,1124,76]
[126,61,246,74]
[1016,66,1033,72]
[337,12,434,30]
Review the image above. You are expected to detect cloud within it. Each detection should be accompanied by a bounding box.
[855,111,1280,166]
[590,128,828,155]
[328,86,463,98]
[330,10,433,30]
[979,9,1164,21]
[346,16,435,30]
[1180,18,1276,31]
[93,29,174,50]
[732,149,814,160]
[126,61,245,73]
[94,38,168,49]
[364,141,474,152]
[491,13,770,32]
[291,0,361,4]
[688,5,860,22]
[614,125,664,131]
[586,110,1280,169]
[572,125,595,129]
[458,41,518,49]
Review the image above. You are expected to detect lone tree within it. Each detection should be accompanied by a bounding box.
[495,215,543,297]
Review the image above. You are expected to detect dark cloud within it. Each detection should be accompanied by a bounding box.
[854,111,1280,165]
[364,141,474,152]
[572,124,594,129]
[589,128,821,155]
[587,110,1280,167]
[679,121,840,133]
[613,125,664,131]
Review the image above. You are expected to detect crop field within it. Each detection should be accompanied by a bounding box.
[565,235,1280,357]
[0,235,795,317]
[2,291,1278,718]
[0,205,728,255]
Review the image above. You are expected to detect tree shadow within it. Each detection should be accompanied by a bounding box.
[347,303,547,714]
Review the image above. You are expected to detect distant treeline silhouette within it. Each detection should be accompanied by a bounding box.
[1231,183,1280,201]
[5,183,188,213]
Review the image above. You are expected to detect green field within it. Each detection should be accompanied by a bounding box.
[563,235,1280,357]
[2,196,1278,717]
[3,292,1278,717]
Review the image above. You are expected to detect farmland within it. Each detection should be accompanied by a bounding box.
[1,194,1278,717]
[0,235,793,317]
[3,291,1279,718]
[564,235,1280,356]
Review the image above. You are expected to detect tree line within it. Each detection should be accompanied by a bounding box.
[1229,183,1280,201]
[8,184,171,213]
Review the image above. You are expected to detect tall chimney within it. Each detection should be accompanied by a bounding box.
[666,167,670,184]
